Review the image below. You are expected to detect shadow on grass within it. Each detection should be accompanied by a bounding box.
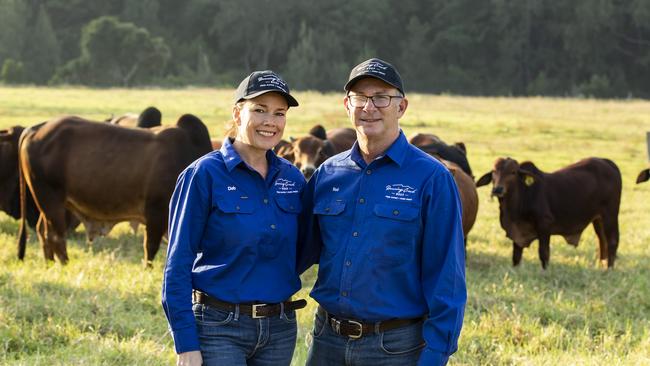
[1,273,170,363]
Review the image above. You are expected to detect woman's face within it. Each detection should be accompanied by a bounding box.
[233,92,288,152]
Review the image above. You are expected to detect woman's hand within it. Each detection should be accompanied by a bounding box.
[177,351,202,366]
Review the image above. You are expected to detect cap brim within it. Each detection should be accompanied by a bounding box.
[344,75,404,95]
[239,90,299,107]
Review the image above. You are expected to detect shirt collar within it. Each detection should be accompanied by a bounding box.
[220,137,282,175]
[349,130,409,168]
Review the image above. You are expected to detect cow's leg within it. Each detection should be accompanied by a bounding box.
[592,217,609,268]
[143,202,167,268]
[512,242,523,266]
[30,186,69,264]
[538,236,550,270]
[602,215,619,268]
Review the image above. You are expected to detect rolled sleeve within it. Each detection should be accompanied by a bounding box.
[419,169,467,361]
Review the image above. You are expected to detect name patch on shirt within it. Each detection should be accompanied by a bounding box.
[385,184,417,201]
[275,178,299,194]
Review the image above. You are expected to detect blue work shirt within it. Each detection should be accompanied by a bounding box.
[162,138,306,354]
[298,131,466,366]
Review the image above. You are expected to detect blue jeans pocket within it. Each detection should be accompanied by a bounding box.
[280,309,297,324]
[379,322,426,355]
[312,311,327,338]
[193,303,234,327]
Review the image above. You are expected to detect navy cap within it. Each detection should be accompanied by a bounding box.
[344,58,404,95]
[234,70,299,107]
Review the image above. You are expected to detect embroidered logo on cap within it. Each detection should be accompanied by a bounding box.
[257,75,289,93]
[356,61,389,76]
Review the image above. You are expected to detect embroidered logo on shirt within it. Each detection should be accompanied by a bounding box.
[332,187,340,192]
[227,186,237,191]
[385,184,417,201]
[275,178,299,194]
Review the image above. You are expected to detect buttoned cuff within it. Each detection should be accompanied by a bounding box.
[418,348,450,366]
[171,326,200,354]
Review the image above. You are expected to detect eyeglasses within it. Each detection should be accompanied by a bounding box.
[347,94,403,108]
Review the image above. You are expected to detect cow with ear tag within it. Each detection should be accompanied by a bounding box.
[476,157,622,270]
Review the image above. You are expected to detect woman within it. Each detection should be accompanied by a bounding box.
[162,70,306,366]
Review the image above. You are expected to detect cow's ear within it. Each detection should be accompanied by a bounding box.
[637,168,650,184]
[519,169,536,186]
[454,142,467,155]
[476,172,492,187]
[289,136,296,142]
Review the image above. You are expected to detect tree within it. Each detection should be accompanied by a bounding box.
[52,16,170,86]
[22,4,61,84]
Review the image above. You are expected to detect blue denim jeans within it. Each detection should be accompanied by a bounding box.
[192,303,297,366]
[306,310,433,366]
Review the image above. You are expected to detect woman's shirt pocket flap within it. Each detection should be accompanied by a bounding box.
[373,203,419,222]
[274,196,302,214]
[313,201,346,215]
[215,198,255,214]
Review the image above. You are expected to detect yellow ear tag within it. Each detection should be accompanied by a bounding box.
[524,175,535,186]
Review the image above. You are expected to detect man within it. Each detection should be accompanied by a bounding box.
[298,58,466,366]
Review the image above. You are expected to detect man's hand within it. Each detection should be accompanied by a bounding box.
[177,351,202,366]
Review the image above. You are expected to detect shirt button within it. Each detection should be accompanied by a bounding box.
[393,210,399,216]
[236,205,240,210]
[341,291,348,297]
[263,198,269,204]
[345,260,351,266]
[352,231,358,237]
[358,198,365,204]
[366,170,372,175]
[325,207,331,212]
[270,224,276,229]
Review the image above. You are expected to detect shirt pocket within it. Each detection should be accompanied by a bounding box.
[370,203,420,265]
[214,197,256,214]
[274,195,302,214]
[313,200,347,257]
[210,197,257,254]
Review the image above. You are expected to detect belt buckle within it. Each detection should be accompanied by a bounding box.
[347,320,363,339]
[251,303,267,318]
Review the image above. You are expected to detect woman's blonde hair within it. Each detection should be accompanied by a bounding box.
[224,101,245,139]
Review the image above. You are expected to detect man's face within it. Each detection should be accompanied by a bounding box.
[344,78,407,142]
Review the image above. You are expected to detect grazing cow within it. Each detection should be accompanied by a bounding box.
[0,126,40,227]
[108,106,162,128]
[279,125,356,178]
[440,159,478,243]
[409,133,473,178]
[476,157,621,269]
[18,114,212,265]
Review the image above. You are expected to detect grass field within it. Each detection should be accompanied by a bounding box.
[1,86,650,365]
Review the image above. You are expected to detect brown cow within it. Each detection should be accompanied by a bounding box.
[441,159,478,243]
[409,133,473,178]
[108,106,162,128]
[279,125,356,179]
[637,167,649,184]
[476,157,621,269]
[18,114,212,265]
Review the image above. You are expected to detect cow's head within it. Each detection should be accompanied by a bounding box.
[291,136,334,179]
[476,157,538,198]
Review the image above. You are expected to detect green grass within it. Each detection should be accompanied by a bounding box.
[1,86,650,365]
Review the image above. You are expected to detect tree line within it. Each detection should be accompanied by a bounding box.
[1,0,649,98]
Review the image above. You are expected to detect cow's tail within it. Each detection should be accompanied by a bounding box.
[17,122,45,260]
[17,130,29,260]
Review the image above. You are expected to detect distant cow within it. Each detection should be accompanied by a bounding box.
[0,126,41,227]
[409,133,473,178]
[638,168,650,184]
[18,114,212,265]
[279,125,356,178]
[440,159,478,244]
[108,106,162,129]
[476,157,621,269]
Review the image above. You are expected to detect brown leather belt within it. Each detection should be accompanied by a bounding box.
[317,306,425,339]
[193,290,307,319]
